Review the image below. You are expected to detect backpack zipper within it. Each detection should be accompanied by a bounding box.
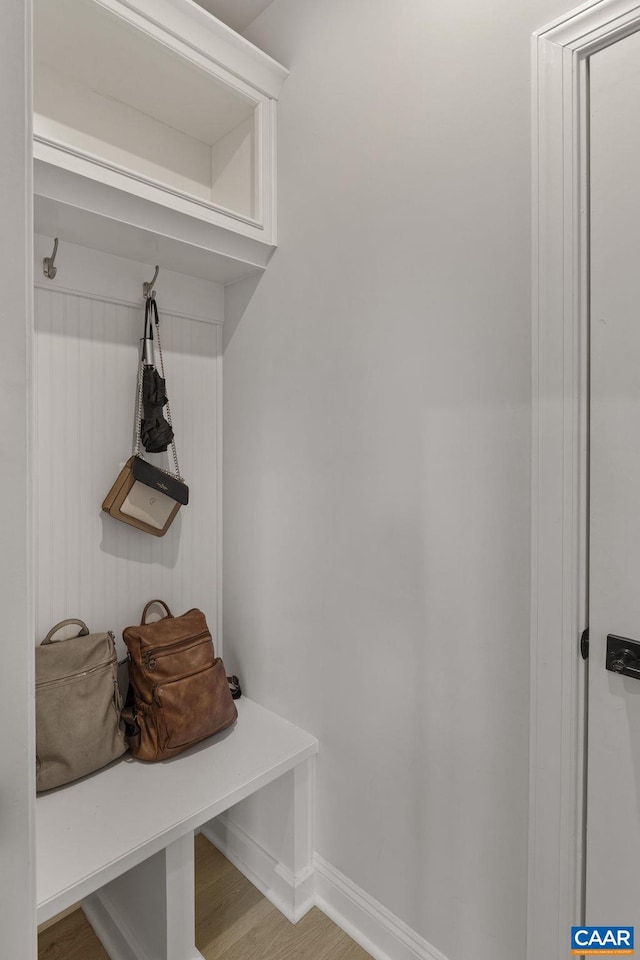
[36,656,117,689]
[143,631,211,671]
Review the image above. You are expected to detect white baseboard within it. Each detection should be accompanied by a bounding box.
[314,855,450,960]
[84,827,449,960]
[201,814,315,924]
[82,892,152,960]
[83,890,205,960]
[203,815,449,960]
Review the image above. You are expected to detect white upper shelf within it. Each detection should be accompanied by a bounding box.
[33,0,288,284]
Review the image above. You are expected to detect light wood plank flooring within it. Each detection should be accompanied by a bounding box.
[38,834,373,960]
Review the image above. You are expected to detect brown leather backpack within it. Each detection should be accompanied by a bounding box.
[123,600,237,761]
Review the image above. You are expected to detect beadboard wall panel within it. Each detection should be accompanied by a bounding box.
[33,284,221,657]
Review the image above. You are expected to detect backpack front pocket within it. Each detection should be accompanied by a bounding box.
[153,658,237,750]
[36,658,126,790]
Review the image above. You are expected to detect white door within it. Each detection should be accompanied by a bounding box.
[588,28,640,932]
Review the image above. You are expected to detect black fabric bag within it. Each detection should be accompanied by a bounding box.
[140,298,174,453]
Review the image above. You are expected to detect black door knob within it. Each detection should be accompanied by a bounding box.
[610,649,639,673]
[607,634,640,679]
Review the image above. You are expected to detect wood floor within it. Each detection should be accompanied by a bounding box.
[38,834,373,960]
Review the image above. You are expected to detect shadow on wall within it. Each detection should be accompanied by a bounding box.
[100,509,182,566]
[223,274,262,351]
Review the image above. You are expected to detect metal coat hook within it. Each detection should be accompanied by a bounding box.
[43,238,59,280]
[143,265,159,300]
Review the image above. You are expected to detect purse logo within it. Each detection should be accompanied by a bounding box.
[156,482,169,491]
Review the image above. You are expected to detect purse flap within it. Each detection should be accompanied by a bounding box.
[131,457,189,506]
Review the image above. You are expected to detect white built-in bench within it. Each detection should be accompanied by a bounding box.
[37,698,318,960]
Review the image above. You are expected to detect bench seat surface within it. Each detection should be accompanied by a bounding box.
[37,697,318,923]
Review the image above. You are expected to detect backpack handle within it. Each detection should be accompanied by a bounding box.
[141,600,173,625]
[42,619,90,645]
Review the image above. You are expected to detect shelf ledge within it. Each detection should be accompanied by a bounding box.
[34,161,275,286]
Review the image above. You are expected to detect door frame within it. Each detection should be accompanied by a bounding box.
[531,2,640,958]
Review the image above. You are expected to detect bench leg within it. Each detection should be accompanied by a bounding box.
[83,832,204,960]
[290,755,316,920]
[202,755,317,923]
[165,833,203,960]
[293,756,316,871]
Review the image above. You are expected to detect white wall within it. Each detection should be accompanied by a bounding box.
[32,237,224,656]
[222,2,577,959]
[0,2,37,957]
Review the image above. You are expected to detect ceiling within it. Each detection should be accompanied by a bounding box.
[194,0,274,34]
